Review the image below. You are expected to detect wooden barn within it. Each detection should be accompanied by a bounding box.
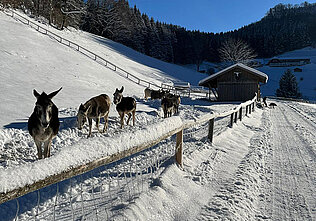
[199,63,268,101]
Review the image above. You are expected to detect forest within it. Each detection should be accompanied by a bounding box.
[1,0,316,66]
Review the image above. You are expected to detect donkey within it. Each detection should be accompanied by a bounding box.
[113,86,136,129]
[151,89,166,100]
[77,94,111,137]
[144,87,153,101]
[167,94,181,114]
[144,88,166,100]
[161,96,174,118]
[28,87,62,159]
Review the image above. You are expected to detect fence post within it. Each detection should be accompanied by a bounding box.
[249,104,252,114]
[252,102,255,111]
[208,118,214,143]
[230,113,234,127]
[175,129,183,167]
[234,111,238,124]
[245,105,248,116]
[239,108,242,121]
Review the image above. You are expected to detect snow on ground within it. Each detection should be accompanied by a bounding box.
[0,10,315,221]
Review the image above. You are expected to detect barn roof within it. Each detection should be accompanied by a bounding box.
[199,63,268,87]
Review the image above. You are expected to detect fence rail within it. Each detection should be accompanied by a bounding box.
[3,9,210,98]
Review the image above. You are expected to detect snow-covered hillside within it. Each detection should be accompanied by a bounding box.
[258,47,316,101]
[0,10,315,221]
[0,10,207,128]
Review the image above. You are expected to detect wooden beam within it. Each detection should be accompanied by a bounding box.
[230,113,234,127]
[175,130,183,167]
[239,108,242,121]
[208,118,215,143]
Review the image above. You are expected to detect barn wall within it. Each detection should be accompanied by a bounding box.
[218,82,258,101]
[217,67,260,101]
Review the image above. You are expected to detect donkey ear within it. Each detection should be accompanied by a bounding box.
[79,103,84,110]
[119,86,124,93]
[48,87,62,99]
[33,89,40,99]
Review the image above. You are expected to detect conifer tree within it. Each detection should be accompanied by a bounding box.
[276,69,302,98]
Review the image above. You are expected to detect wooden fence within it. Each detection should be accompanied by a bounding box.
[0,94,257,204]
[3,9,210,98]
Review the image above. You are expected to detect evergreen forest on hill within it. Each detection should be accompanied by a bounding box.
[2,0,316,65]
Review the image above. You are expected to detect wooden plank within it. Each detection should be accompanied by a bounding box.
[175,130,183,167]
[239,108,242,121]
[208,118,215,143]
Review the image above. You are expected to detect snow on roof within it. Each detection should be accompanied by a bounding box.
[198,63,268,86]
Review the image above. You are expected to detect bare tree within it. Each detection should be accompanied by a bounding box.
[219,38,257,65]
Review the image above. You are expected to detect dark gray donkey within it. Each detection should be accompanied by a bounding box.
[161,94,181,118]
[77,94,111,137]
[28,87,62,159]
[113,86,136,129]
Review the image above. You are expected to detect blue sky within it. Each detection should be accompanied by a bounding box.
[127,0,315,33]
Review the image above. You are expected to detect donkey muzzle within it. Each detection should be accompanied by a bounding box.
[42,122,49,128]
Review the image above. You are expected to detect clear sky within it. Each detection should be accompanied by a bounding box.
[127,0,314,33]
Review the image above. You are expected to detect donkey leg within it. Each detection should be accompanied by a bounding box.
[43,139,52,158]
[88,118,93,137]
[119,112,124,129]
[126,113,132,125]
[103,113,109,133]
[35,140,43,159]
[132,110,136,126]
[96,117,101,132]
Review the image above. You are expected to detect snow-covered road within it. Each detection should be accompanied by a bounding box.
[184,100,316,221]
[261,102,316,221]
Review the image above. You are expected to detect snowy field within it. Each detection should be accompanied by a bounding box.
[0,10,315,221]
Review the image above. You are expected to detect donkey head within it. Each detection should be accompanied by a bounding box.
[113,86,124,105]
[33,87,62,128]
[77,103,91,130]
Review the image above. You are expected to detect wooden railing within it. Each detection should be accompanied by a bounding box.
[0,94,257,204]
[3,9,210,98]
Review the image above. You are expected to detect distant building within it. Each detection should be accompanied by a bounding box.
[294,68,303,72]
[199,63,268,102]
[267,58,310,67]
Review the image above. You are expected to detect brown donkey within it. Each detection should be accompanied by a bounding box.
[113,86,136,129]
[28,88,62,159]
[77,94,111,137]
